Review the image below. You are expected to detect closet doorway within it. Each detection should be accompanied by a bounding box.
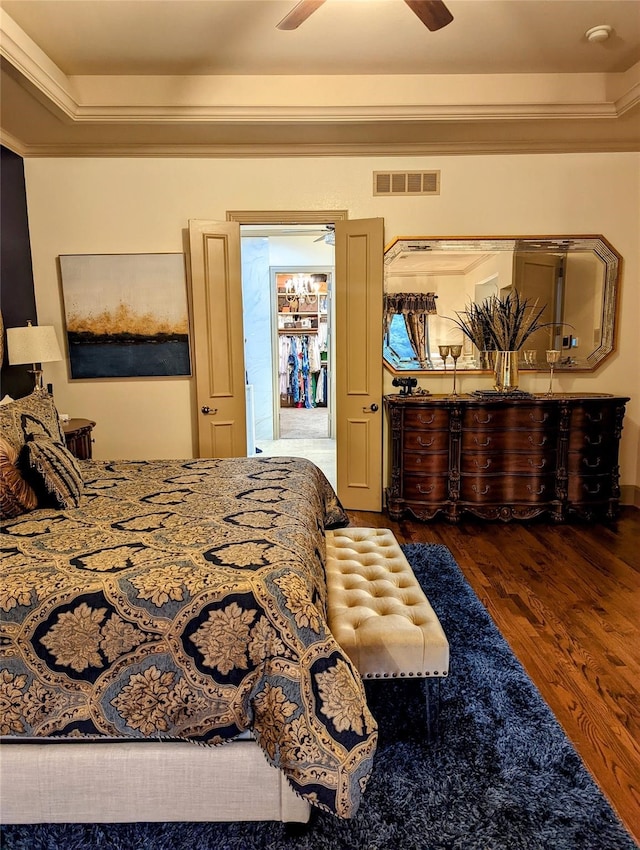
[240,225,336,488]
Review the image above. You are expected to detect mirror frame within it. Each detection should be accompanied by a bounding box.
[383,235,621,374]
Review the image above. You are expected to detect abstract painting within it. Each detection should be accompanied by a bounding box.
[59,253,191,379]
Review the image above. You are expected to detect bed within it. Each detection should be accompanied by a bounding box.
[0,390,378,823]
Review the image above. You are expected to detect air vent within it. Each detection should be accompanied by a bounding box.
[373,170,440,196]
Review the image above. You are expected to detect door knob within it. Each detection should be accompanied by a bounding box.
[362,403,379,413]
[201,406,218,415]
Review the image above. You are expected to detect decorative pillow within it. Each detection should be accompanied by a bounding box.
[0,434,38,518]
[0,388,65,452]
[19,435,84,509]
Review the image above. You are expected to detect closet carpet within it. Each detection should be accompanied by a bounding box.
[279,407,329,439]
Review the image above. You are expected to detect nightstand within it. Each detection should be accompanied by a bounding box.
[62,418,96,460]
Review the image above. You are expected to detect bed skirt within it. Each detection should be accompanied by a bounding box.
[0,738,311,824]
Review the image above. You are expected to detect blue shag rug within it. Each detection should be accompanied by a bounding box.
[2,544,637,850]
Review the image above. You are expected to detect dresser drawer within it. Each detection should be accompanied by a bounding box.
[568,403,618,432]
[403,408,450,430]
[567,430,616,452]
[461,452,555,475]
[566,449,617,475]
[403,451,449,474]
[460,473,556,503]
[462,405,558,430]
[403,474,449,502]
[567,474,613,503]
[403,430,450,452]
[461,430,554,453]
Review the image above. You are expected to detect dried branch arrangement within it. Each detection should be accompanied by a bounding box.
[448,291,553,351]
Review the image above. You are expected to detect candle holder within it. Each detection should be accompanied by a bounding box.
[438,345,449,390]
[449,344,462,396]
[438,345,450,393]
[438,345,450,369]
[546,349,561,396]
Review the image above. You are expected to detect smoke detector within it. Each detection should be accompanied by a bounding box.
[585,25,612,43]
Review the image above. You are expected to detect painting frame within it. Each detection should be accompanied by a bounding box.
[59,253,192,380]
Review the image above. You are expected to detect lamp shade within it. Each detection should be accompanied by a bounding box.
[7,323,63,366]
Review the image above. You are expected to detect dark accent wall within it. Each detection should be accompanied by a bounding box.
[1,145,37,398]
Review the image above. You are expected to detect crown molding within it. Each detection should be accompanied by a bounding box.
[57,101,623,123]
[612,62,640,115]
[0,9,77,117]
[9,138,640,159]
[0,128,27,157]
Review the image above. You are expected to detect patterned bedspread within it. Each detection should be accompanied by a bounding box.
[0,456,378,817]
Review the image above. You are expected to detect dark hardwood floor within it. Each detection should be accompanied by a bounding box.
[346,506,640,845]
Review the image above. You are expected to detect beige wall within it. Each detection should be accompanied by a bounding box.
[24,152,639,491]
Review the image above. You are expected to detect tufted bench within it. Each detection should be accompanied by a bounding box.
[325,527,449,738]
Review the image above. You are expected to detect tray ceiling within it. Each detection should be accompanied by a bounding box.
[1,0,639,157]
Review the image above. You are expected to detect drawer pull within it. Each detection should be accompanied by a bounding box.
[582,457,602,469]
[417,413,435,425]
[473,436,491,448]
[472,484,490,495]
[529,412,548,424]
[527,436,547,447]
[583,483,602,495]
[473,458,492,470]
[417,483,435,494]
[474,413,492,424]
[585,435,602,446]
[417,436,435,447]
[527,484,546,495]
[528,458,547,469]
[586,412,603,423]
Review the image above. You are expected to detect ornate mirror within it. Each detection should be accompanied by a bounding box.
[383,236,621,373]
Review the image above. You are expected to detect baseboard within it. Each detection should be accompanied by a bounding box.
[620,484,640,509]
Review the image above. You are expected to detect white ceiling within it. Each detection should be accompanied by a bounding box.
[1,0,639,156]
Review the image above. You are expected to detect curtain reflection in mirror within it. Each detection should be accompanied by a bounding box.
[384,293,438,369]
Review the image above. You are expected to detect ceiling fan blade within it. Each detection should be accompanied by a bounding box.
[404,0,453,31]
[276,0,326,31]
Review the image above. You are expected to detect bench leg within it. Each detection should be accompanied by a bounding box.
[425,677,443,743]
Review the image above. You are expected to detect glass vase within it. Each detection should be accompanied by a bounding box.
[494,350,519,393]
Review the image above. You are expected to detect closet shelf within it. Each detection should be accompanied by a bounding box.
[278,328,319,334]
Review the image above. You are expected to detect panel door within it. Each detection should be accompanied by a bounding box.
[335,218,384,511]
[188,219,247,458]
[515,252,564,358]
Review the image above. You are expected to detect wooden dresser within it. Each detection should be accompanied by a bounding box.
[385,393,629,523]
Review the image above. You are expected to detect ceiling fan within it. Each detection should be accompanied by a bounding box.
[314,225,335,245]
[277,0,453,32]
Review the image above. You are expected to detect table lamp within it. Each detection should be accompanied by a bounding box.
[7,321,63,389]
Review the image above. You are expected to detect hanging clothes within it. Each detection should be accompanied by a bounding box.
[315,366,326,405]
[289,336,300,404]
[279,336,291,397]
[278,334,325,409]
[308,335,321,373]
